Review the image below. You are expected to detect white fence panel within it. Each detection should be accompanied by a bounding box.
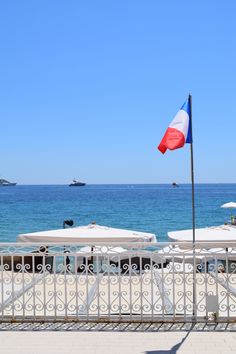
[0,242,235,322]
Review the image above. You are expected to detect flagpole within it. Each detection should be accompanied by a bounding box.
[189,94,196,319]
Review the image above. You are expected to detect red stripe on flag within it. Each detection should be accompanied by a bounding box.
[158,127,185,154]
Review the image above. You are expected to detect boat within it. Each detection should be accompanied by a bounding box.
[69,179,86,186]
[0,178,17,186]
[172,182,179,187]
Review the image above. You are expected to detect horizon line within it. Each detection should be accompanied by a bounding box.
[9,182,236,186]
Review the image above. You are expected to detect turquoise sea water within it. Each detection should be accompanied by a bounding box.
[0,184,236,242]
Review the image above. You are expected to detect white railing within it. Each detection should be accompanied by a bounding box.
[0,242,236,323]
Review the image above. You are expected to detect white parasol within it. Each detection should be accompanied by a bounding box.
[17,224,156,243]
[221,202,236,209]
[221,202,236,220]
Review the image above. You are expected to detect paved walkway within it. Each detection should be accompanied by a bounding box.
[1,330,236,354]
[0,325,236,354]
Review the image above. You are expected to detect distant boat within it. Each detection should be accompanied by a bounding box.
[69,179,86,187]
[172,182,179,187]
[0,178,17,186]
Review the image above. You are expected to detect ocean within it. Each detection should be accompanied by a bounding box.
[0,184,236,242]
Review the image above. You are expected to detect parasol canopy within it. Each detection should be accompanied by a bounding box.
[221,202,236,209]
[17,224,156,243]
[168,225,236,243]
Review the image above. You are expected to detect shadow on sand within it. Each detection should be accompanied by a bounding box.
[145,329,191,354]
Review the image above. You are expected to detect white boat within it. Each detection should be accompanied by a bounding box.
[69,179,86,186]
[0,178,17,186]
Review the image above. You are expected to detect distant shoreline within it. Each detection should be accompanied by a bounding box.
[9,183,236,186]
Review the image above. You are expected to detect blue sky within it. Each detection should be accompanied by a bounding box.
[0,0,235,184]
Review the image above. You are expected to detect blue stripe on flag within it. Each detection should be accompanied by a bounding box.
[180,98,191,116]
[181,98,192,143]
[186,122,192,143]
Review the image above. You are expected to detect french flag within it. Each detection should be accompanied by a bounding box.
[158,97,192,154]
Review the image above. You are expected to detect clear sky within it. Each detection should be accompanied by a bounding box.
[0,0,235,184]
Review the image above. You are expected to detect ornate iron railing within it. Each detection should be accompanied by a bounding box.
[0,242,236,323]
